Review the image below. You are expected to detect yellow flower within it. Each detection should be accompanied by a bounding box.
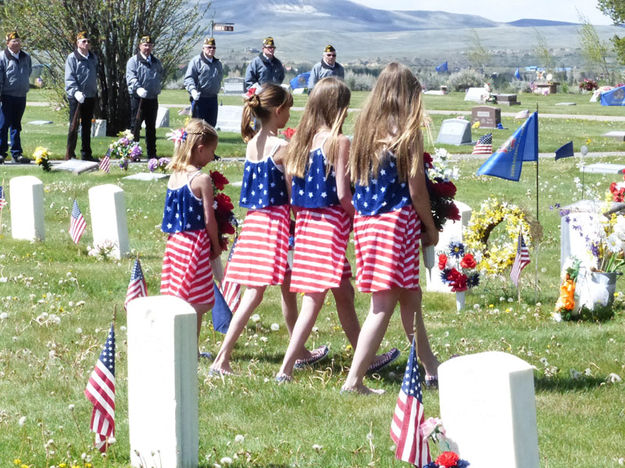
[13,459,21,466]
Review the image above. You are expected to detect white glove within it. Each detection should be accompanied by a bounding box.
[191,89,201,101]
[137,87,148,98]
[74,91,85,103]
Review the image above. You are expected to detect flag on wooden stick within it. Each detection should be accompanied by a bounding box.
[125,258,147,310]
[0,185,7,210]
[99,154,111,173]
[510,232,530,286]
[69,200,87,244]
[471,133,493,156]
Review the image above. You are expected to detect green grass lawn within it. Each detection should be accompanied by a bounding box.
[1,94,624,468]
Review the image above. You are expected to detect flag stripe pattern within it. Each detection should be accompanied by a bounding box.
[353,205,421,293]
[125,259,147,310]
[289,206,352,293]
[225,205,290,286]
[220,237,241,314]
[99,154,111,173]
[390,338,430,467]
[0,186,7,209]
[161,229,215,305]
[85,324,115,452]
[69,200,87,244]
[472,133,493,155]
[510,232,530,286]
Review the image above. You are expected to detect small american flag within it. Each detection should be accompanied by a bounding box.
[69,200,87,244]
[99,154,111,173]
[472,133,493,155]
[222,237,241,314]
[0,185,7,210]
[84,324,116,452]
[510,232,530,286]
[125,258,147,310]
[390,338,430,467]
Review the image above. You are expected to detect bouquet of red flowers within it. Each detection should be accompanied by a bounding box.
[438,241,480,292]
[425,451,470,468]
[424,149,460,231]
[210,170,237,249]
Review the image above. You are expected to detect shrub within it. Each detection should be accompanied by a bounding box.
[344,70,377,91]
[446,69,486,91]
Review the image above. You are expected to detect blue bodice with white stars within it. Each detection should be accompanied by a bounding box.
[161,175,205,233]
[240,157,288,209]
[291,147,339,208]
[353,153,411,216]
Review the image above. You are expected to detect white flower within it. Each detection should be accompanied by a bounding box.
[76,328,82,334]
[270,323,280,331]
[312,444,323,451]
[234,434,244,443]
[18,416,26,426]
[606,373,622,383]
[251,314,261,323]
[260,336,268,343]
[220,457,233,465]
[0,312,8,320]
[552,312,562,322]
[68,404,75,411]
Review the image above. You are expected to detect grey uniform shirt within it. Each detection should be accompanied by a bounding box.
[126,53,163,99]
[308,60,344,89]
[0,48,32,97]
[245,54,285,90]
[65,50,98,98]
[184,54,223,98]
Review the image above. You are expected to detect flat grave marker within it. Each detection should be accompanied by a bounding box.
[53,159,99,175]
[582,163,625,174]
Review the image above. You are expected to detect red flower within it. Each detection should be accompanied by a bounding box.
[210,170,229,191]
[460,253,476,269]
[438,253,448,270]
[443,202,461,221]
[218,218,235,235]
[215,193,234,213]
[446,268,468,292]
[430,180,457,198]
[436,451,460,467]
[281,127,296,141]
[423,151,433,168]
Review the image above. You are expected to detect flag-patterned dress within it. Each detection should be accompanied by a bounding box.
[289,138,352,293]
[160,170,215,306]
[353,152,421,293]
[224,144,291,286]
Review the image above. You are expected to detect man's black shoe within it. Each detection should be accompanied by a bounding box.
[13,155,31,164]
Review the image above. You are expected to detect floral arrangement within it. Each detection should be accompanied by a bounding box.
[210,170,236,250]
[106,129,142,170]
[424,148,460,231]
[438,241,480,292]
[281,127,296,141]
[579,78,598,91]
[33,146,51,172]
[148,157,171,173]
[465,198,534,276]
[609,181,625,202]
[424,452,470,468]
[554,256,580,321]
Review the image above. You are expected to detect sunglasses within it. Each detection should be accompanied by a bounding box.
[326,54,336,57]
[205,46,216,49]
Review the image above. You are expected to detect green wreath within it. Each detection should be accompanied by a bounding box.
[465,198,533,276]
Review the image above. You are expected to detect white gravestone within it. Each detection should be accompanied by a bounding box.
[559,200,604,269]
[88,184,129,259]
[10,176,45,241]
[439,352,540,468]
[216,105,243,133]
[464,87,489,103]
[156,107,170,128]
[91,119,107,137]
[426,201,472,293]
[127,296,198,468]
[436,119,472,145]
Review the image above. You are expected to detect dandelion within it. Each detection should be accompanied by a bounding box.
[18,416,26,426]
[312,444,323,451]
[220,457,233,465]
[234,434,244,443]
[251,314,261,323]
[270,323,280,331]
[68,404,75,411]
[606,373,622,383]
[0,312,8,320]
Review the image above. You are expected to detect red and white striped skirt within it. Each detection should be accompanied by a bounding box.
[160,229,215,306]
[224,204,290,286]
[353,205,421,293]
[290,206,352,293]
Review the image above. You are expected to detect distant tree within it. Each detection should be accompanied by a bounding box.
[533,29,555,73]
[577,14,610,77]
[598,0,625,64]
[466,29,491,71]
[0,0,210,135]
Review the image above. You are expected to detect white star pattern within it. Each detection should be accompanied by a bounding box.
[321,192,327,198]
[167,223,172,229]
[308,192,313,198]
[299,190,304,196]
[381,169,386,175]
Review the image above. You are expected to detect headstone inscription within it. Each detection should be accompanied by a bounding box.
[471,106,501,128]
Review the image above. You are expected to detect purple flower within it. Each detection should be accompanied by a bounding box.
[148,158,158,172]
[118,158,129,170]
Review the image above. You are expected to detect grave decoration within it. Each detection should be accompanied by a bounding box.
[424,452,470,468]
[465,198,535,276]
[211,169,235,250]
[424,149,460,231]
[421,418,471,468]
[106,129,142,170]
[147,157,170,173]
[437,241,480,311]
[33,146,51,172]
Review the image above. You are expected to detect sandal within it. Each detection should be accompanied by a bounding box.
[294,345,329,369]
[275,373,292,384]
[367,348,400,373]
[199,351,213,360]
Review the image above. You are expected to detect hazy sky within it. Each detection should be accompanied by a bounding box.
[351,0,613,25]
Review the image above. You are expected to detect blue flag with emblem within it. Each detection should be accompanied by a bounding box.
[555,141,574,160]
[435,61,448,73]
[514,68,521,80]
[600,85,625,106]
[476,111,538,181]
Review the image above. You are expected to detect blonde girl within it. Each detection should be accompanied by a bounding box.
[276,77,399,382]
[342,63,440,394]
[160,118,222,357]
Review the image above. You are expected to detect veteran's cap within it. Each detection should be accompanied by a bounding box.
[5,31,19,42]
[324,45,336,53]
[263,36,275,48]
[140,35,154,44]
[204,37,216,47]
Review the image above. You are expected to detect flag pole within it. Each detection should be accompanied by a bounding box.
[0,178,5,234]
[534,104,540,302]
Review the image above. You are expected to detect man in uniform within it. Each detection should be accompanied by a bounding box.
[65,31,98,161]
[126,35,163,159]
[245,36,285,91]
[308,44,344,90]
[0,31,31,164]
[184,37,223,127]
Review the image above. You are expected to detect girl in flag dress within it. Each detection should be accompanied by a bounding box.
[341,63,440,394]
[210,84,324,375]
[275,77,399,382]
[160,118,222,357]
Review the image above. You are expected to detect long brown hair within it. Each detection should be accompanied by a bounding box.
[167,118,218,171]
[286,77,350,178]
[241,84,293,142]
[349,63,426,185]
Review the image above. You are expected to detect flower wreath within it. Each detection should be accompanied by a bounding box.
[465,198,533,276]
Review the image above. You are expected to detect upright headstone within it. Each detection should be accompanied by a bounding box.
[88,184,129,259]
[216,105,243,133]
[91,119,107,137]
[127,296,198,468]
[560,200,603,269]
[10,176,45,241]
[464,87,488,103]
[471,106,501,128]
[223,77,245,95]
[439,352,540,468]
[425,201,472,292]
[436,119,472,145]
[156,107,170,128]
